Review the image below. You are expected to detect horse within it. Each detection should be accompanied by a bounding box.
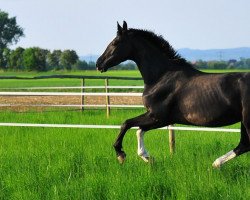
[96,21,250,168]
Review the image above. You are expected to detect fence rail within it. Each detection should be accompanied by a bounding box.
[0,104,144,108]
[0,75,143,80]
[1,75,239,153]
[0,122,240,154]
[0,86,144,90]
[0,122,240,132]
[0,92,143,96]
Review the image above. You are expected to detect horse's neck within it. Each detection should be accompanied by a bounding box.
[131,38,200,85]
[137,59,167,85]
[134,55,199,85]
[132,48,166,84]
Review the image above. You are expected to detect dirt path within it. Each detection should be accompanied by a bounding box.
[0,96,143,111]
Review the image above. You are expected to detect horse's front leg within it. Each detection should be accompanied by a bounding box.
[113,112,164,164]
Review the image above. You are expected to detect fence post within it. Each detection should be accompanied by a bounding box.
[168,125,175,154]
[81,78,85,111]
[104,78,110,118]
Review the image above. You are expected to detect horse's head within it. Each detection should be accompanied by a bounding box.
[96,21,132,72]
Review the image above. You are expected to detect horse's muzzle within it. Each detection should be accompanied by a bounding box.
[96,58,107,73]
[97,67,107,73]
[96,64,107,73]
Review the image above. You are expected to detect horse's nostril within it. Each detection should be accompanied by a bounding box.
[96,61,99,68]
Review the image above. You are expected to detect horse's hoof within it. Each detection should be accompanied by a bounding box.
[212,159,221,168]
[140,156,154,164]
[140,156,150,163]
[117,152,126,164]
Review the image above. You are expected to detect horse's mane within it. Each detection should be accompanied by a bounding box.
[128,28,184,61]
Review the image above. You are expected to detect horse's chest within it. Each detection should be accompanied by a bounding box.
[142,91,173,114]
[142,95,152,111]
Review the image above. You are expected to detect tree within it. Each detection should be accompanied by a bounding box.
[194,60,208,69]
[0,10,24,68]
[22,48,36,71]
[8,47,24,70]
[33,47,49,71]
[87,61,96,69]
[22,47,48,71]
[73,60,89,70]
[1,48,11,69]
[60,50,79,70]
[245,58,250,68]
[47,50,62,70]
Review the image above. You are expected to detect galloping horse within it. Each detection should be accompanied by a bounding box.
[96,21,250,167]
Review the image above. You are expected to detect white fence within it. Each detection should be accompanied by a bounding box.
[0,85,145,118]
[0,86,144,90]
[0,75,144,115]
[0,76,240,153]
[0,91,142,96]
[0,122,240,153]
[0,122,240,132]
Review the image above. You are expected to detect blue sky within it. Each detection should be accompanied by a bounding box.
[1,0,250,55]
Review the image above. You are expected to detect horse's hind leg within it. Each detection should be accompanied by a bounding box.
[234,122,250,155]
[213,122,250,168]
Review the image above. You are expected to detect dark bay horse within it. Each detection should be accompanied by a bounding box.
[96,21,250,167]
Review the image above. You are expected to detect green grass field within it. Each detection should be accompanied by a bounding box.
[0,70,143,92]
[0,109,250,199]
[0,70,250,199]
[0,69,250,90]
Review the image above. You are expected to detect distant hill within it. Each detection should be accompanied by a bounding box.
[81,47,250,62]
[178,47,250,61]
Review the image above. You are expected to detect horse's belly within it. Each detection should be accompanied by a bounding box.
[182,108,240,127]
[177,88,241,126]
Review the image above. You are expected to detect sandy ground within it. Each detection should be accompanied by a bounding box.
[0,96,143,112]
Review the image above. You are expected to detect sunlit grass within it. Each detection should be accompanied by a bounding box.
[0,110,249,199]
[0,69,250,198]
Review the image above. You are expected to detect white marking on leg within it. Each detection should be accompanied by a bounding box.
[136,129,150,162]
[212,150,237,168]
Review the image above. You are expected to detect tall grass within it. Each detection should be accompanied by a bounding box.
[0,110,250,199]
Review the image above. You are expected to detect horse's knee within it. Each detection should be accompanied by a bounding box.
[120,120,131,131]
[120,122,127,131]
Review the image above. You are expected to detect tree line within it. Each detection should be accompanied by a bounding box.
[1,47,80,71]
[194,59,250,69]
[2,46,250,71]
[0,46,138,71]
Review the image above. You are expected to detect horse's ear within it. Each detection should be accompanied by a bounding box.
[117,22,122,35]
[123,21,128,31]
